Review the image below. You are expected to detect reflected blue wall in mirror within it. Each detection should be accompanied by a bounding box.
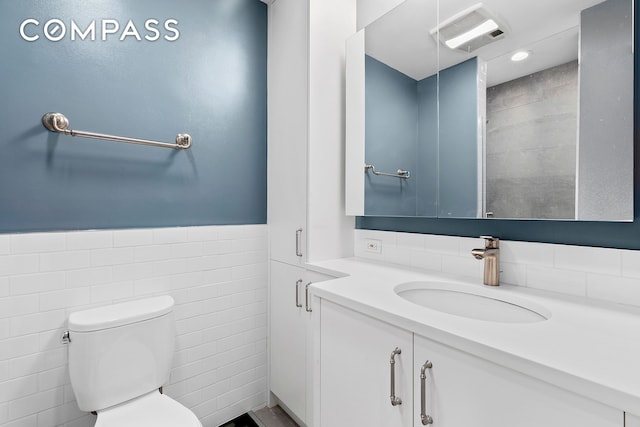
[364,56,479,217]
[438,58,479,218]
[365,56,419,216]
[416,74,438,216]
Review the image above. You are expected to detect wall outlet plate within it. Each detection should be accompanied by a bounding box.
[365,239,382,253]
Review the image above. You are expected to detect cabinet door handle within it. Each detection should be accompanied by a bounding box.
[420,360,434,425]
[305,282,313,312]
[389,347,402,406]
[295,279,303,308]
[295,228,303,257]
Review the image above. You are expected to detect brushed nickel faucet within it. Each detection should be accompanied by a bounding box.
[471,236,500,286]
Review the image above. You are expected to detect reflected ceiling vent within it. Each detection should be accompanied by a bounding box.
[432,3,507,53]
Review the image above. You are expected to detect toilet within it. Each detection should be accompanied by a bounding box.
[66,295,202,427]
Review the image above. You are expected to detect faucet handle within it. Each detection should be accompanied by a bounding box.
[479,236,499,248]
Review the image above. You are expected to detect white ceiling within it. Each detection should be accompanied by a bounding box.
[364,0,607,86]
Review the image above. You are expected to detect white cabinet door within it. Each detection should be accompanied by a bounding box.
[414,335,622,427]
[270,261,308,421]
[320,300,413,427]
[270,263,336,426]
[267,0,308,266]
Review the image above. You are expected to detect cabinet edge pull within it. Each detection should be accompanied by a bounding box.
[420,360,433,425]
[390,347,402,406]
[295,279,303,308]
[305,282,313,312]
[295,229,303,257]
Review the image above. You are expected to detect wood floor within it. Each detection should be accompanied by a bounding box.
[253,406,299,427]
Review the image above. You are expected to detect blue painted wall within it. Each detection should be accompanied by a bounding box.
[416,75,438,217]
[359,2,640,250]
[438,57,478,218]
[364,56,478,217]
[0,0,267,232]
[365,56,417,216]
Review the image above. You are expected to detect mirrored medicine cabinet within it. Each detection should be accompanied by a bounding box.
[345,0,634,221]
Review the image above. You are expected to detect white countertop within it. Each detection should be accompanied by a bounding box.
[308,257,640,415]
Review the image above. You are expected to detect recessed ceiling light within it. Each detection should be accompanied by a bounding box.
[511,51,530,62]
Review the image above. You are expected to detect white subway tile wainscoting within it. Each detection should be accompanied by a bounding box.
[0,225,268,427]
[355,229,640,308]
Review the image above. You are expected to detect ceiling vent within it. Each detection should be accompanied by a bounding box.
[431,3,507,53]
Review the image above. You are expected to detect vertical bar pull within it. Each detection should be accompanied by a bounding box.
[295,229,303,257]
[390,347,402,406]
[305,282,313,312]
[420,360,434,425]
[295,279,303,308]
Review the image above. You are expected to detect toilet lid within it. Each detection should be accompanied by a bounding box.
[94,391,202,427]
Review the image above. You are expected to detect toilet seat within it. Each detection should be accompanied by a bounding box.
[94,391,202,427]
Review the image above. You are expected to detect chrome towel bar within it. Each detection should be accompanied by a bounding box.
[364,164,410,179]
[42,112,192,150]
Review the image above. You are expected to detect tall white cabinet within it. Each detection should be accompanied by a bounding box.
[267,0,355,267]
[267,0,308,267]
[267,0,355,425]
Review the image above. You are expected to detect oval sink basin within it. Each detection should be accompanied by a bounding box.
[396,282,549,323]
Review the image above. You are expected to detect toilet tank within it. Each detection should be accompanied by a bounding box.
[67,296,175,412]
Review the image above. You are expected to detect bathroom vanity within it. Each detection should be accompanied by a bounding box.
[309,258,640,427]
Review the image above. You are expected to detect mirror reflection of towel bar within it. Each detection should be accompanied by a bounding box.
[42,112,192,150]
[365,164,410,179]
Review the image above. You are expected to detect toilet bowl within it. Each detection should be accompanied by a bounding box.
[66,296,202,427]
